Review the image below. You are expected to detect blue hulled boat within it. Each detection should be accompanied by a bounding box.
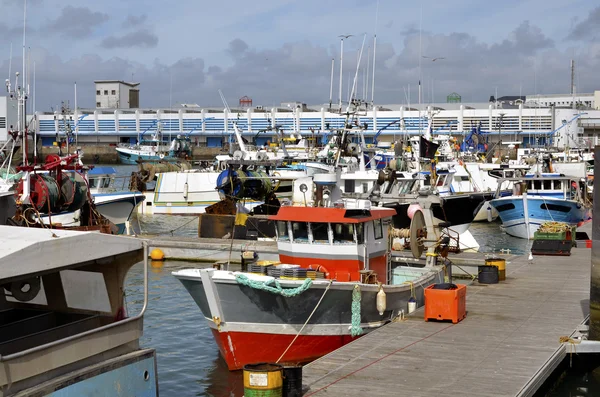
[490,173,591,239]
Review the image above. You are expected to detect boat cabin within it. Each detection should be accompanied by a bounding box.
[269,201,395,283]
[498,174,587,201]
[0,226,156,394]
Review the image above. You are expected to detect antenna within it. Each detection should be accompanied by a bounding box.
[338,34,352,110]
[329,58,334,110]
[348,34,366,109]
[8,43,12,86]
[371,0,379,106]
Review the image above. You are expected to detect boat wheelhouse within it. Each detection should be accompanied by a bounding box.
[490,174,592,239]
[173,201,443,370]
[0,226,157,395]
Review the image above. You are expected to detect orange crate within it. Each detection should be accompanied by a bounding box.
[424,284,467,324]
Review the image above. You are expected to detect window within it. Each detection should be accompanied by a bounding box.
[291,222,309,242]
[96,90,100,95]
[533,180,541,190]
[543,180,552,190]
[356,223,364,244]
[111,90,116,95]
[96,102,101,107]
[103,90,108,95]
[311,222,329,243]
[436,175,446,187]
[345,179,355,193]
[554,180,562,190]
[332,223,355,244]
[495,203,515,212]
[373,219,383,240]
[276,221,289,241]
[540,203,571,213]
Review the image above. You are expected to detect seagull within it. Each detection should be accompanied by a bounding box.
[339,34,353,39]
[422,56,446,62]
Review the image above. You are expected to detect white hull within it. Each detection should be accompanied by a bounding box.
[473,200,499,222]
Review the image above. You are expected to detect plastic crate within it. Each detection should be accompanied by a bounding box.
[424,283,467,324]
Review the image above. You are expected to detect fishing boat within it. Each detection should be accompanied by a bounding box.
[0,226,158,394]
[173,197,445,370]
[116,123,192,164]
[490,174,592,239]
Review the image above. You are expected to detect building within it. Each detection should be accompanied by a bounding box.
[526,91,598,109]
[94,81,140,109]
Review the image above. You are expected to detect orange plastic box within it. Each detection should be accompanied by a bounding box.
[424,283,467,324]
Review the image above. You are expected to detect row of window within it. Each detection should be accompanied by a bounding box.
[276,220,383,244]
[96,90,116,95]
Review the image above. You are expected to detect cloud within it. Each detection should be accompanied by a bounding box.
[567,6,600,41]
[46,6,109,38]
[0,23,24,39]
[101,29,158,49]
[1,19,599,111]
[123,14,147,28]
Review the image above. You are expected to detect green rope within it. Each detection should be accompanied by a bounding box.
[235,274,312,297]
[350,285,363,337]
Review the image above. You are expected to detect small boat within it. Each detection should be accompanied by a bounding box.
[173,200,444,370]
[116,123,192,164]
[0,225,158,394]
[490,173,592,239]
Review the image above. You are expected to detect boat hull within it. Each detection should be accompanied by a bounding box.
[491,196,592,239]
[116,147,178,165]
[174,267,443,370]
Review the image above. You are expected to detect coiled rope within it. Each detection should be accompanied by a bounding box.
[350,285,363,337]
[235,273,312,297]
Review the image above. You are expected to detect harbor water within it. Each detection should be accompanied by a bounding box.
[111,165,590,396]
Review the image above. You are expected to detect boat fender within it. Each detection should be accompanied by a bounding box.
[183,182,189,199]
[376,284,387,316]
[487,206,493,222]
[9,277,41,302]
[408,296,417,314]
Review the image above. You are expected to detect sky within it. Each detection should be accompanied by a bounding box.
[0,0,599,111]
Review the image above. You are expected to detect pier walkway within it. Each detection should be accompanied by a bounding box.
[302,248,591,397]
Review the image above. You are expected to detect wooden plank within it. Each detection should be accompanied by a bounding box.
[303,247,591,397]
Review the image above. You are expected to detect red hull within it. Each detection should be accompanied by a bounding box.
[210,328,358,370]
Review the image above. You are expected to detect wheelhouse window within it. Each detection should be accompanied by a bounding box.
[373,219,383,240]
[276,221,289,241]
[543,180,552,190]
[311,222,329,243]
[291,222,309,242]
[356,223,365,244]
[436,175,447,187]
[332,223,355,244]
[554,180,562,190]
[88,178,97,188]
[534,180,542,190]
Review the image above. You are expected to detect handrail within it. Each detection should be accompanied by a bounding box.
[0,242,149,362]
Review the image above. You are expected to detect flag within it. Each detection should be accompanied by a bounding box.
[235,212,248,226]
[419,137,439,159]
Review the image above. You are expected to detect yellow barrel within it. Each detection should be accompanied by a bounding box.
[485,257,506,281]
[243,363,283,397]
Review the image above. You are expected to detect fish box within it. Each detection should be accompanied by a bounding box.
[531,240,572,256]
[424,283,467,324]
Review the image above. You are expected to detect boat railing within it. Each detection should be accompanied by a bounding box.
[0,243,149,387]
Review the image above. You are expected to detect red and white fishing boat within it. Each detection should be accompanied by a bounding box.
[173,200,445,370]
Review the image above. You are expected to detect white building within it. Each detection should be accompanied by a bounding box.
[94,81,140,109]
[526,91,599,109]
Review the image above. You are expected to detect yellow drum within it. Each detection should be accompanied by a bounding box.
[485,257,506,281]
[243,363,283,397]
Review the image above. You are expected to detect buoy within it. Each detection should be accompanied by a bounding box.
[150,248,165,261]
[376,285,387,315]
[408,296,417,314]
[407,203,422,220]
[486,206,493,222]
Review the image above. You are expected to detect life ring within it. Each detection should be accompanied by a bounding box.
[315,265,330,279]
[159,153,165,159]
[9,277,41,302]
[272,172,281,191]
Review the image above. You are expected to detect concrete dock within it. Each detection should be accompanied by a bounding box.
[302,247,591,397]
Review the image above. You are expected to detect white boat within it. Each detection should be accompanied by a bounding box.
[0,225,158,394]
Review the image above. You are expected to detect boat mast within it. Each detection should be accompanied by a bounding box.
[21,0,28,166]
[371,0,379,107]
[329,58,334,110]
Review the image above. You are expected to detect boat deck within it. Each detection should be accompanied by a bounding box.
[302,247,590,397]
